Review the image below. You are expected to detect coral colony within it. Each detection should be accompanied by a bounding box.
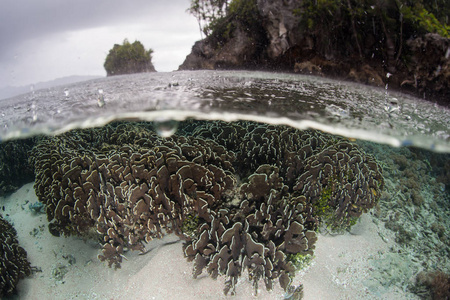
[2,120,383,296]
[0,216,32,296]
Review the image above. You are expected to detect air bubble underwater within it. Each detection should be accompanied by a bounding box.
[153,118,179,138]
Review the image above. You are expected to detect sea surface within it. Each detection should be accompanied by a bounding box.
[0,71,449,299]
[1,71,448,151]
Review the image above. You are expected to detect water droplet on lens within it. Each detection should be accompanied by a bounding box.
[153,118,178,138]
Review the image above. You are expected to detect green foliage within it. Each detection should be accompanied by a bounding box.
[187,0,229,37]
[298,0,360,59]
[315,185,332,217]
[228,0,259,27]
[286,253,314,271]
[206,0,259,39]
[401,5,449,38]
[188,0,261,41]
[419,0,450,28]
[294,0,450,55]
[313,171,360,233]
[301,0,342,30]
[181,214,199,239]
[297,0,449,64]
[104,39,155,76]
[299,0,449,35]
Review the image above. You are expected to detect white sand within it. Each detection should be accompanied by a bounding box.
[1,183,415,299]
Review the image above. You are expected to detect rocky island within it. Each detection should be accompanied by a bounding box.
[104,39,156,76]
[179,0,450,105]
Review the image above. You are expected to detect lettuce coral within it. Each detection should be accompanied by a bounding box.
[29,120,383,295]
[0,139,35,196]
[0,215,32,296]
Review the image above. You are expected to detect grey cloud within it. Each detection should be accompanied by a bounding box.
[0,0,191,60]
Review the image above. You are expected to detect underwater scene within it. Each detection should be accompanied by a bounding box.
[0,71,449,299]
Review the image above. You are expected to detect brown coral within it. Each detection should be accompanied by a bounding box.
[293,138,384,231]
[192,121,383,231]
[30,120,383,294]
[184,164,317,295]
[0,138,35,196]
[31,123,237,269]
[415,270,450,300]
[0,214,32,297]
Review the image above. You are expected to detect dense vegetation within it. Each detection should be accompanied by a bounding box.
[188,0,449,71]
[189,0,449,38]
[188,0,264,54]
[188,0,229,37]
[104,39,155,76]
[188,0,260,38]
[295,0,449,71]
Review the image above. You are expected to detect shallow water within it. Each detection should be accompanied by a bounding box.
[0,71,449,299]
[0,71,449,151]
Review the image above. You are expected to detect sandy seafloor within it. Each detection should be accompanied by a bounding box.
[2,141,449,300]
[1,185,414,300]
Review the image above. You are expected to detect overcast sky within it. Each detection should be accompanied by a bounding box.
[0,0,201,88]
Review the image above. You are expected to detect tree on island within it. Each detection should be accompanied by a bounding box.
[187,0,229,37]
[104,39,156,76]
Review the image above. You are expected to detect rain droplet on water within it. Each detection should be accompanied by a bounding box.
[31,102,37,123]
[153,118,179,138]
[64,88,70,98]
[384,97,400,115]
[29,84,36,100]
[97,88,105,108]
